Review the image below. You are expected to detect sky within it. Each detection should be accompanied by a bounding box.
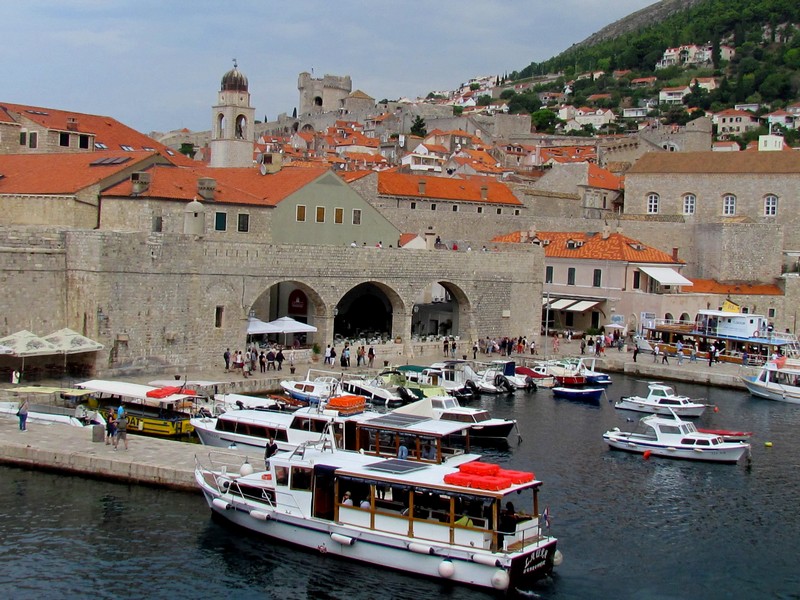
[2,0,657,134]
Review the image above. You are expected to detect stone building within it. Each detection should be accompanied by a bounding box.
[298,72,353,117]
[210,63,256,168]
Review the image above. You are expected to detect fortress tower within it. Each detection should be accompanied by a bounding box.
[210,62,255,168]
[297,72,352,116]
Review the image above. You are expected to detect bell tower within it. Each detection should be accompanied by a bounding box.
[210,60,255,168]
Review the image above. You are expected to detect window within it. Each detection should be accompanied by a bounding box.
[28,132,38,148]
[215,306,224,328]
[214,212,227,231]
[334,208,343,224]
[19,131,27,146]
[496,208,502,215]
[768,308,776,318]
[647,193,659,214]
[78,135,89,149]
[764,195,778,216]
[120,144,134,151]
[152,216,163,233]
[352,209,361,225]
[452,205,458,212]
[410,202,416,210]
[315,206,325,223]
[431,203,437,211]
[477,207,483,214]
[59,132,70,147]
[514,209,520,216]
[567,268,576,286]
[633,271,641,290]
[545,266,553,283]
[593,269,602,287]
[723,194,736,216]
[683,194,696,215]
[237,213,250,233]
[296,205,306,222]
[95,142,108,149]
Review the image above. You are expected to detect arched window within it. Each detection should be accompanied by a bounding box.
[235,115,247,139]
[764,194,778,216]
[683,194,696,215]
[647,193,659,214]
[216,114,225,139]
[722,194,736,216]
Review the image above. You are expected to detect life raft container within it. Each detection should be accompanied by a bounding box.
[326,395,366,415]
[458,461,500,476]
[147,386,182,398]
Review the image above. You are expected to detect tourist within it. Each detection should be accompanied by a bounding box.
[653,344,660,362]
[360,499,371,509]
[223,348,231,372]
[330,346,336,366]
[264,437,278,467]
[580,339,586,355]
[114,411,128,450]
[552,334,559,354]
[342,491,353,506]
[324,344,331,365]
[632,346,639,362]
[105,409,117,444]
[455,514,473,527]
[690,344,698,363]
[708,343,716,367]
[17,398,29,431]
[472,341,478,360]
[661,346,669,364]
[266,349,276,370]
[443,338,449,357]
[530,339,536,355]
[367,346,375,368]
[259,351,266,373]
[422,443,436,461]
[450,340,457,358]
[276,348,285,370]
[676,340,684,365]
[742,350,749,366]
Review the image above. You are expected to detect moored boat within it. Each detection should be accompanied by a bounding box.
[551,386,604,403]
[741,355,800,404]
[280,369,340,404]
[615,382,708,417]
[195,441,560,593]
[393,396,519,440]
[603,411,751,463]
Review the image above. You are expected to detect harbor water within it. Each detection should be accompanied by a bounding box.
[1,373,798,599]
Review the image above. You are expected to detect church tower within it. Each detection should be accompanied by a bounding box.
[210,61,255,168]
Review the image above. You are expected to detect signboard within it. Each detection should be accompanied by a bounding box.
[610,314,625,325]
[721,299,740,313]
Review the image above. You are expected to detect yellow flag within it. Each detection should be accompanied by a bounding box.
[721,299,739,313]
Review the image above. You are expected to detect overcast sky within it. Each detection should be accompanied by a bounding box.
[2,0,657,134]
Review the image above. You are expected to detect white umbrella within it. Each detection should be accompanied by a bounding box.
[265,316,317,347]
[0,330,60,357]
[0,344,13,355]
[605,324,626,329]
[247,317,280,335]
[42,328,104,354]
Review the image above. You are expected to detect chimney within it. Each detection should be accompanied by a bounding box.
[130,172,151,195]
[197,177,217,201]
[601,221,610,239]
[480,185,488,200]
[66,116,79,131]
[418,179,426,195]
[672,247,679,261]
[520,230,529,243]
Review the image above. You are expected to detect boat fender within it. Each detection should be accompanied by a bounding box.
[553,549,564,566]
[408,542,434,555]
[216,477,231,491]
[330,532,355,546]
[471,553,501,567]
[240,462,254,476]
[212,498,231,511]
[250,510,270,521]
[438,559,455,579]
[490,569,510,591]
[642,450,652,460]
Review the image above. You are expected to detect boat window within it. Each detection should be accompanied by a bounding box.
[681,438,695,445]
[684,423,697,433]
[711,438,720,445]
[659,425,682,435]
[441,413,472,423]
[274,466,289,485]
[247,424,268,439]
[661,399,680,405]
[695,439,710,446]
[473,411,491,422]
[290,467,313,491]
[265,427,288,442]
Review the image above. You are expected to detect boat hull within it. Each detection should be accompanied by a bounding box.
[614,399,706,417]
[552,387,604,402]
[742,377,800,404]
[198,482,557,593]
[602,433,749,463]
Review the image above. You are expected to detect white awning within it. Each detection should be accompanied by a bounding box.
[638,266,693,286]
[566,300,601,312]
[549,298,577,310]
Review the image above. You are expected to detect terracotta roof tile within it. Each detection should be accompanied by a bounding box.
[587,163,622,190]
[688,279,783,295]
[378,171,521,205]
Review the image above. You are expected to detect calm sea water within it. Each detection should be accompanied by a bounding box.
[1,374,799,600]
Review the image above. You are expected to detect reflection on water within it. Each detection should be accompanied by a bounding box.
[0,374,799,599]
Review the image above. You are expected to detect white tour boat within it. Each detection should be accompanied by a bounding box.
[393,396,520,440]
[195,439,560,593]
[603,411,750,463]
[741,356,800,404]
[615,382,708,416]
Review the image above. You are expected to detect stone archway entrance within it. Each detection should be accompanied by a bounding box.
[250,280,325,347]
[334,282,402,343]
[411,281,472,341]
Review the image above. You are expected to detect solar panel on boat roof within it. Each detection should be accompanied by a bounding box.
[364,413,428,428]
[365,458,429,474]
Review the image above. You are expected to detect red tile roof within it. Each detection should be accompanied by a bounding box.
[378,171,522,205]
[688,279,783,295]
[0,152,159,194]
[0,102,193,166]
[398,233,418,247]
[102,164,330,206]
[491,231,682,263]
[586,163,622,190]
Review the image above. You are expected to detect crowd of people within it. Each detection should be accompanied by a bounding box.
[223,345,294,377]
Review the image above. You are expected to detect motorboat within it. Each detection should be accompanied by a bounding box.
[603,411,751,463]
[741,355,800,404]
[551,387,605,403]
[483,360,536,390]
[77,379,201,437]
[615,383,708,417]
[339,372,410,408]
[515,365,556,388]
[572,357,612,386]
[423,360,482,401]
[540,361,586,387]
[394,365,475,401]
[0,386,105,427]
[393,396,519,440]
[195,440,560,593]
[192,396,484,466]
[280,369,341,404]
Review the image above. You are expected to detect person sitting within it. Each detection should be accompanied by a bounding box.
[421,443,436,461]
[397,444,409,460]
[359,499,371,509]
[341,491,353,506]
[455,514,473,527]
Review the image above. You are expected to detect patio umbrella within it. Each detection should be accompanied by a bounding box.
[0,330,60,379]
[605,324,626,329]
[265,316,317,346]
[247,317,280,335]
[0,344,13,355]
[42,328,104,378]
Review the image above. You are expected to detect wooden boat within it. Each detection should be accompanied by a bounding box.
[77,379,198,437]
[615,383,707,417]
[603,411,751,463]
[551,386,604,403]
[195,440,560,593]
[741,356,800,404]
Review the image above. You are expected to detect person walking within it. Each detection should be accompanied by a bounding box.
[661,346,669,364]
[676,340,684,365]
[472,341,478,360]
[105,409,117,444]
[223,348,231,372]
[276,348,285,370]
[653,344,660,363]
[17,398,29,431]
[367,346,375,368]
[632,346,639,363]
[114,411,128,450]
[708,343,716,367]
[690,344,698,363]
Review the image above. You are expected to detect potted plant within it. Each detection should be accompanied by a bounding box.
[311,342,321,363]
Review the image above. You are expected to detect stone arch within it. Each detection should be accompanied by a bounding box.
[664,312,674,321]
[215,113,225,139]
[333,281,406,343]
[679,312,691,322]
[411,280,473,341]
[248,279,328,346]
[235,114,247,139]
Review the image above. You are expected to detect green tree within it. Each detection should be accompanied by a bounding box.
[178,142,195,158]
[410,116,427,137]
[477,95,493,106]
[531,109,558,132]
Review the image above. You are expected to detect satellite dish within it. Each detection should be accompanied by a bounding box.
[260,163,267,176]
